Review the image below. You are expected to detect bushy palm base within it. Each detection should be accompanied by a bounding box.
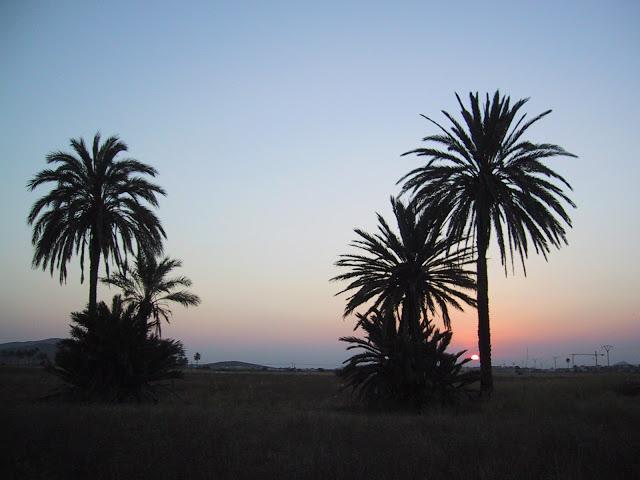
[339,311,478,409]
[49,296,185,402]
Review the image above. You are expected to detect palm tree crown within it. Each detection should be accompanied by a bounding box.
[332,197,476,337]
[27,133,166,312]
[399,91,576,391]
[400,91,576,272]
[102,252,200,336]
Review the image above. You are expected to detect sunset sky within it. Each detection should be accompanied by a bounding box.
[1,1,638,368]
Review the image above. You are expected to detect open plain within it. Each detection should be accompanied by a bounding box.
[1,367,639,480]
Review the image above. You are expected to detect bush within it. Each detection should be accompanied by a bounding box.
[49,295,185,402]
[338,309,478,409]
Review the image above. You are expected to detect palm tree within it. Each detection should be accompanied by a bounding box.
[27,133,166,314]
[400,91,576,392]
[51,295,185,402]
[332,197,476,340]
[338,307,477,407]
[102,252,201,336]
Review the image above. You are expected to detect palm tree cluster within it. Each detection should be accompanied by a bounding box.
[50,296,185,402]
[28,133,200,401]
[333,199,478,407]
[334,91,575,400]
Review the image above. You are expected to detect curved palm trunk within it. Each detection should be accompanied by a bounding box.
[476,210,493,394]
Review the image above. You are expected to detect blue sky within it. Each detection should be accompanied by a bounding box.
[1,1,638,367]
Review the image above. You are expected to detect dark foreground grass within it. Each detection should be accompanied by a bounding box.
[1,368,639,480]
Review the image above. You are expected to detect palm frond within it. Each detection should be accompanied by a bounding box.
[332,197,476,334]
[102,251,200,336]
[400,91,576,273]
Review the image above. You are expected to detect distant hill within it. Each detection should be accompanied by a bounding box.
[0,338,62,365]
[201,361,273,371]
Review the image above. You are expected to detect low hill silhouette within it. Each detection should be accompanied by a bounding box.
[0,338,62,364]
[201,361,273,371]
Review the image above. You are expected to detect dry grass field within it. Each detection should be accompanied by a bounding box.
[1,367,639,479]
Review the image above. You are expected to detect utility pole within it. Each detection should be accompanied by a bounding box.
[602,345,613,367]
[570,352,604,367]
[553,356,560,370]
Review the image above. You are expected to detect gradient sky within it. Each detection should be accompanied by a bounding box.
[1,1,638,368]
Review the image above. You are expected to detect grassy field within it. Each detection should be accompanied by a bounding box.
[1,367,639,480]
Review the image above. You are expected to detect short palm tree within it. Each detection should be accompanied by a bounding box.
[102,252,200,336]
[339,307,478,407]
[51,295,185,402]
[332,197,476,339]
[27,133,166,314]
[400,91,576,392]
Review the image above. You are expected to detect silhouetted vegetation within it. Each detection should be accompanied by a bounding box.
[49,296,184,402]
[27,133,166,314]
[339,309,477,408]
[333,198,477,407]
[400,91,576,392]
[26,133,202,402]
[102,251,201,336]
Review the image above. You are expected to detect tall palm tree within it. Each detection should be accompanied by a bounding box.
[28,133,166,314]
[400,91,576,392]
[332,197,476,340]
[102,252,200,336]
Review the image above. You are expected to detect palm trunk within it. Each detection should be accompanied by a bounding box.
[139,300,155,334]
[89,238,100,315]
[400,288,421,342]
[89,209,103,316]
[384,304,397,340]
[476,214,493,394]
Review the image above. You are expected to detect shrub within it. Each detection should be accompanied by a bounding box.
[338,309,478,409]
[49,295,184,402]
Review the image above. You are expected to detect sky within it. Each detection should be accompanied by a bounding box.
[1,0,638,368]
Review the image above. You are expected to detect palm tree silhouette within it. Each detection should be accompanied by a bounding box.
[51,294,185,401]
[332,197,476,340]
[400,91,576,392]
[102,252,201,336]
[339,307,477,405]
[27,133,166,314]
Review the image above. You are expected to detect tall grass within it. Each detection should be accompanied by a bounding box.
[1,368,638,479]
